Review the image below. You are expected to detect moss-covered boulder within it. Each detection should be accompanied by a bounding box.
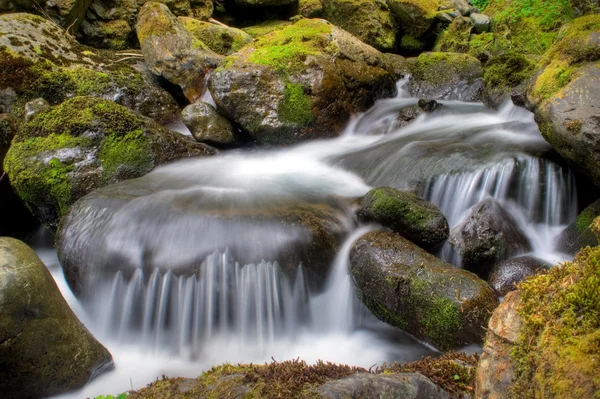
[0,0,93,33]
[179,17,253,55]
[242,20,292,37]
[182,101,236,144]
[3,96,216,230]
[449,199,532,279]
[382,52,411,79]
[526,15,600,187]
[322,0,398,51]
[433,17,472,53]
[0,114,16,174]
[488,256,549,296]
[0,237,113,398]
[79,0,214,49]
[357,186,449,248]
[0,13,179,123]
[476,239,600,398]
[387,0,440,37]
[209,18,396,145]
[409,52,483,101]
[136,2,223,103]
[482,52,535,108]
[298,0,325,17]
[556,198,600,255]
[350,230,498,350]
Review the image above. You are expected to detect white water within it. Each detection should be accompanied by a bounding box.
[46,79,578,398]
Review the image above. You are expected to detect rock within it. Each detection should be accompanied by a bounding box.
[179,17,253,56]
[4,97,216,230]
[0,113,16,173]
[314,372,449,399]
[0,13,179,124]
[417,98,442,112]
[555,198,600,254]
[399,34,427,54]
[182,101,236,144]
[387,0,440,37]
[234,0,295,6]
[488,256,549,296]
[322,0,398,51]
[475,290,522,399]
[298,0,324,18]
[409,52,483,101]
[0,237,113,398]
[394,105,423,128]
[136,2,224,103]
[24,98,50,122]
[449,199,532,278]
[242,20,292,38]
[0,0,93,33]
[526,15,600,186]
[482,52,535,108]
[434,16,472,53]
[350,230,498,350]
[209,18,396,145]
[451,0,471,16]
[382,53,411,79]
[470,13,490,33]
[357,187,449,248]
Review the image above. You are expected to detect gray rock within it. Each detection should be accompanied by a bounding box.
[0,237,113,398]
[24,98,49,122]
[382,53,411,80]
[470,13,490,33]
[315,372,449,399]
[555,198,600,255]
[449,199,532,278]
[182,102,236,144]
[350,230,498,350]
[488,256,549,295]
[452,0,472,16]
[357,186,449,248]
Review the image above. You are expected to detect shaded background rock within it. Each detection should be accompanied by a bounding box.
[555,198,600,254]
[488,256,549,296]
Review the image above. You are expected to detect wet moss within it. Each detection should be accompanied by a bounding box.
[279,83,314,125]
[242,20,292,38]
[99,129,153,182]
[412,52,479,86]
[483,52,535,90]
[400,34,426,52]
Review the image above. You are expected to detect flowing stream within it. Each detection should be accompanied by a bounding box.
[44,79,578,398]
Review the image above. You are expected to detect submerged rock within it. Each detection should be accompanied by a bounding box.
[556,198,600,255]
[0,237,112,398]
[209,18,396,145]
[527,15,600,187]
[179,17,253,56]
[136,2,223,103]
[350,230,498,350]
[4,97,215,230]
[182,101,236,144]
[0,13,180,123]
[449,199,532,278]
[409,52,483,101]
[488,256,549,296]
[357,187,449,248]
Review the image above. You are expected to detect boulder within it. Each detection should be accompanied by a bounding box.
[434,16,472,53]
[482,52,535,108]
[4,97,216,230]
[470,13,490,33]
[409,52,483,101]
[527,15,600,186]
[0,13,179,123]
[136,2,224,103]
[0,0,93,33]
[298,0,324,18]
[387,0,440,37]
[209,18,397,145]
[0,237,113,398]
[382,53,411,79]
[449,199,532,278]
[322,0,398,51]
[555,198,600,254]
[350,230,498,350]
[179,17,253,56]
[0,113,16,174]
[182,101,236,144]
[488,256,549,296]
[357,186,449,248]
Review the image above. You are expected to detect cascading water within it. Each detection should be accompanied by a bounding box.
[47,79,580,398]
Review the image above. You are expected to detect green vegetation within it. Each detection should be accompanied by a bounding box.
[95,394,127,399]
[509,220,600,398]
[471,0,490,10]
[279,83,314,125]
[412,52,480,86]
[242,20,291,38]
[400,34,426,52]
[483,52,535,90]
[99,129,153,182]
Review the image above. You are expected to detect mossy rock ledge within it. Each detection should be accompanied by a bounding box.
[208,18,397,145]
[357,186,449,248]
[0,237,113,399]
[3,96,216,230]
[0,12,179,123]
[555,198,600,255]
[350,230,498,350]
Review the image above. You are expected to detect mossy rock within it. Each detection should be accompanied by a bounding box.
[0,0,93,34]
[137,2,223,103]
[0,113,16,174]
[434,16,472,53]
[234,0,295,6]
[555,198,600,255]
[476,238,600,398]
[179,17,253,55]
[3,96,216,230]
[209,18,396,145]
[482,52,535,107]
[350,230,498,350]
[526,15,600,186]
[242,20,292,38]
[387,0,440,37]
[322,0,398,51]
[181,101,236,144]
[0,13,179,123]
[357,186,449,248]
[409,51,483,101]
[298,0,325,17]
[0,237,113,398]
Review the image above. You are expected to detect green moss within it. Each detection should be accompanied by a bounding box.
[483,52,535,90]
[179,17,252,55]
[99,129,153,181]
[137,2,178,44]
[242,20,292,38]
[509,235,600,398]
[278,83,314,125]
[400,34,426,52]
[394,0,439,18]
[412,52,479,86]
[434,18,472,53]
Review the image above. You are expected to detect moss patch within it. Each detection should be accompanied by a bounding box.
[99,129,153,181]
[179,17,252,55]
[242,20,292,38]
[136,2,178,44]
[279,83,314,125]
[412,52,480,86]
[483,52,535,90]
